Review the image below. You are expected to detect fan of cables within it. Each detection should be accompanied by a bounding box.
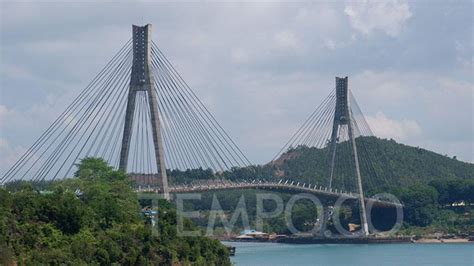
[272,88,395,194]
[1,40,251,185]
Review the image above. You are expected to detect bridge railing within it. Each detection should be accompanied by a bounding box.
[135,179,402,207]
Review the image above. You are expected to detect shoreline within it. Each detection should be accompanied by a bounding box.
[219,236,473,245]
[412,238,472,244]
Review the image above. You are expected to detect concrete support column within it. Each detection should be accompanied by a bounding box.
[119,24,169,200]
[327,77,369,236]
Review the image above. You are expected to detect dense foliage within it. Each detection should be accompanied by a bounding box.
[179,138,474,236]
[181,189,321,235]
[168,168,215,185]
[262,137,474,233]
[182,184,473,236]
[389,180,474,232]
[266,137,473,192]
[0,158,230,265]
[429,178,474,205]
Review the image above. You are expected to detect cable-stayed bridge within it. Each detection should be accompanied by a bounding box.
[1,24,401,236]
[1,25,250,198]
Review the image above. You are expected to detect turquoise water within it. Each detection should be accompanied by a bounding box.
[224,242,474,266]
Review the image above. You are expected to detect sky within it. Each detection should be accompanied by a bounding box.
[0,0,473,175]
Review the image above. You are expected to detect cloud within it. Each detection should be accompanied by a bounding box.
[344,0,412,37]
[366,112,421,140]
[349,70,473,162]
[350,70,412,106]
[273,31,300,49]
[0,1,472,171]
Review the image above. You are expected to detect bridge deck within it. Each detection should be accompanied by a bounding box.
[136,179,401,208]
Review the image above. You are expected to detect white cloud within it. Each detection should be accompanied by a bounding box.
[344,0,412,37]
[294,4,349,50]
[348,70,473,161]
[273,31,300,49]
[0,1,472,168]
[366,112,421,140]
[350,70,412,105]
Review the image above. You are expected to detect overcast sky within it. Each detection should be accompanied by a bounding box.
[0,1,472,175]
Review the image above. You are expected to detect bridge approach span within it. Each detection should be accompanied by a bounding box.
[136,179,401,208]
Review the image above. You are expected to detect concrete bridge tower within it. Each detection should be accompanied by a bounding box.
[119,24,169,200]
[327,77,369,236]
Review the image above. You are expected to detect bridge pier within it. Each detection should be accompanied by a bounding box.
[119,24,169,200]
[327,77,369,236]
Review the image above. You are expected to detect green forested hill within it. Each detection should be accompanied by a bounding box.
[248,137,473,229]
[265,137,473,191]
[0,158,231,265]
[175,137,473,232]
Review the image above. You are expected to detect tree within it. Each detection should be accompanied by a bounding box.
[40,191,87,234]
[394,184,439,226]
[74,157,127,181]
[1,157,232,265]
[429,179,474,205]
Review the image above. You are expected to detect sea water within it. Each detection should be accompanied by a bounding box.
[223,241,474,266]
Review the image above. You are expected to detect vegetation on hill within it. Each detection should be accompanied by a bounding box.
[172,137,474,236]
[0,158,230,265]
[390,179,474,235]
[261,137,474,232]
[181,189,321,235]
[180,180,473,237]
[1,137,472,253]
[266,137,473,192]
